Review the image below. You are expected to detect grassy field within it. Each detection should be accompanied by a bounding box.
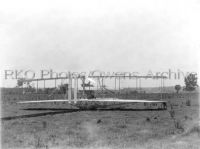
[1,92,200,149]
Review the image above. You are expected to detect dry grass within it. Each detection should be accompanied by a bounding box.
[1,92,199,149]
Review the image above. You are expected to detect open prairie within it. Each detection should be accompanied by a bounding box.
[1,92,200,149]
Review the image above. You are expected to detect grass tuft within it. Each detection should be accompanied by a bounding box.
[146,117,151,122]
[184,125,200,136]
[186,99,191,106]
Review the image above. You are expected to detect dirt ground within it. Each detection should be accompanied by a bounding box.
[1,93,200,149]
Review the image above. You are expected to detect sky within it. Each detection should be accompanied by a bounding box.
[0,0,200,87]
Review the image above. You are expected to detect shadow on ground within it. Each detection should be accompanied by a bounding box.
[1,108,166,121]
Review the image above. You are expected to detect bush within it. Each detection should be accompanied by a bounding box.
[169,110,175,119]
[168,105,184,133]
[174,120,184,132]
[188,126,200,136]
[42,121,47,129]
[146,117,151,122]
[184,125,200,136]
[186,99,191,106]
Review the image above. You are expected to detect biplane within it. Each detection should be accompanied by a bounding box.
[18,72,167,110]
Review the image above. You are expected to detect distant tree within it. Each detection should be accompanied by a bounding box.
[17,78,31,88]
[59,84,68,94]
[44,88,50,94]
[17,79,24,87]
[184,73,198,91]
[175,85,181,93]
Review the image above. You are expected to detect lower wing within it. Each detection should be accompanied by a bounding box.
[18,98,166,104]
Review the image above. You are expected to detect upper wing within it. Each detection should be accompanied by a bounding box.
[18,99,68,103]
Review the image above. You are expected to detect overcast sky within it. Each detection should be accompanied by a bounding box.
[0,0,200,87]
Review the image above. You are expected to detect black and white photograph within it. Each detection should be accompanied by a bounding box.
[0,0,200,149]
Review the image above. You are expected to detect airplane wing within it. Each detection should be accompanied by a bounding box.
[18,98,166,104]
[18,99,68,103]
[79,99,166,103]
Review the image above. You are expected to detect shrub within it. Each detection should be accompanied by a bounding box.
[175,85,181,93]
[174,120,184,132]
[169,110,175,119]
[186,99,191,106]
[42,121,47,129]
[168,105,185,133]
[184,125,200,136]
[184,73,198,91]
[188,125,200,136]
[117,124,127,129]
[34,135,45,148]
[96,119,102,124]
[146,117,151,122]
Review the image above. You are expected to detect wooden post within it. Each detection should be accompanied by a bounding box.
[44,80,45,88]
[68,72,72,103]
[36,80,38,100]
[55,79,57,88]
[36,80,38,93]
[102,77,104,88]
[160,78,163,100]
[163,78,165,91]
[114,77,116,98]
[96,78,98,92]
[136,77,138,91]
[44,80,45,94]
[74,77,77,103]
[77,78,79,99]
[102,77,104,98]
[22,82,24,94]
[136,78,138,99]
[82,77,86,98]
[119,77,120,94]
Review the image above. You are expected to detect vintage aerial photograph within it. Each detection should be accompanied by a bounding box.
[0,0,199,149]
